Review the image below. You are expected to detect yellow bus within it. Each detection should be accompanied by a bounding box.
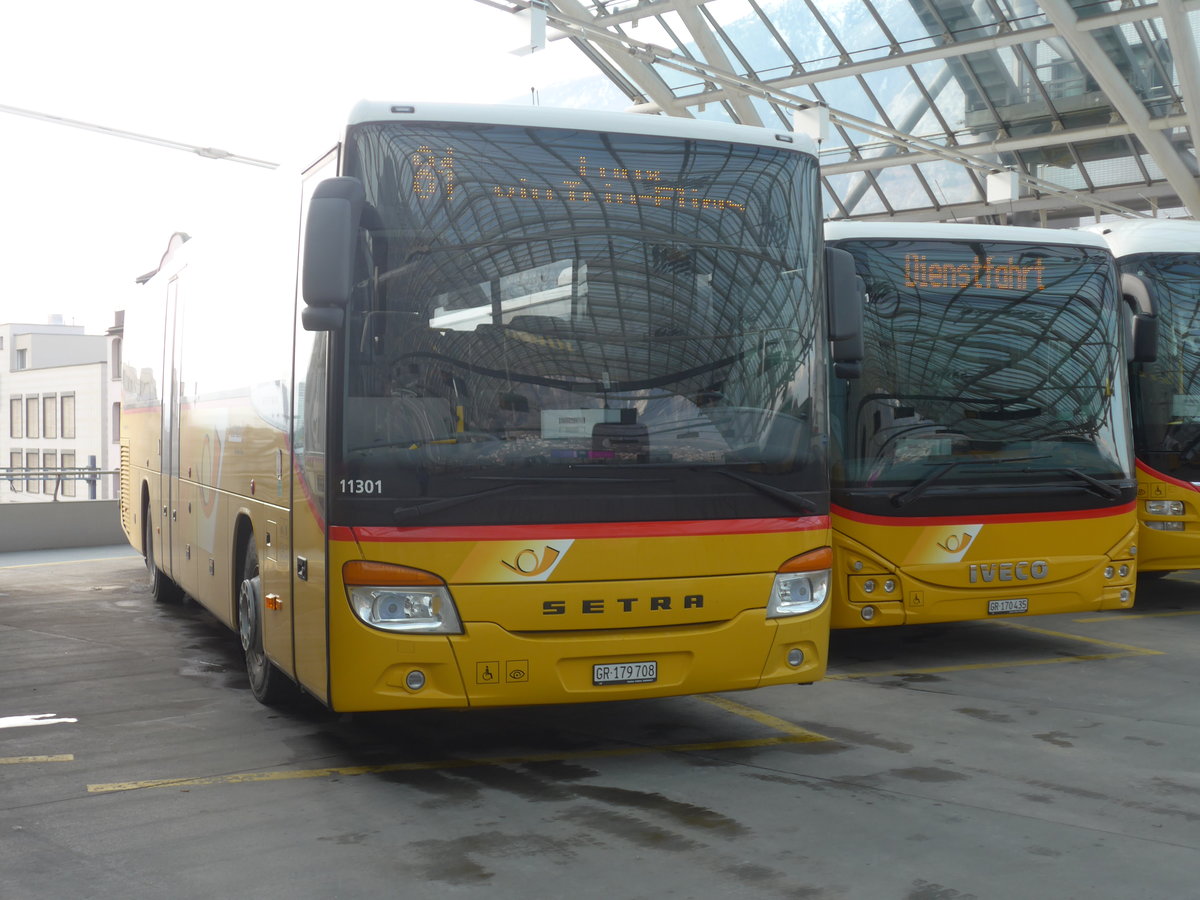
[822,221,1152,628]
[120,102,859,710]
[1086,219,1200,575]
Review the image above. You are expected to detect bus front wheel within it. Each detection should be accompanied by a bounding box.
[237,535,293,706]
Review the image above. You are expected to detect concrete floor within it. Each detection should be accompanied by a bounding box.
[2,549,1198,900]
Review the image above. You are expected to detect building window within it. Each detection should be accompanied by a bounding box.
[43,451,57,495]
[25,397,39,440]
[111,401,121,440]
[15,348,27,370]
[43,395,57,440]
[61,394,76,439]
[61,451,76,497]
[111,337,122,381]
[26,450,39,494]
[8,450,21,492]
[9,397,21,439]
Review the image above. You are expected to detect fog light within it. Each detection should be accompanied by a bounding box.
[1119,564,1130,578]
[786,648,805,668]
[1104,566,1115,579]
[1120,589,1132,604]
[405,670,427,691]
[1147,521,1185,531]
[861,605,877,621]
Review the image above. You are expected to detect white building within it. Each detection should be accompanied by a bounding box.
[1,315,122,504]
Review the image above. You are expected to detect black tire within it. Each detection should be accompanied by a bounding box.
[237,535,294,706]
[144,504,183,604]
[1137,570,1171,582]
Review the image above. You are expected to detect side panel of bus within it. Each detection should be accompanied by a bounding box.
[124,233,302,688]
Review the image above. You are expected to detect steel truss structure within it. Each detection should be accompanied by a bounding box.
[476,0,1200,224]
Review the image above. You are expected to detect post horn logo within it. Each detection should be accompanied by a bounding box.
[501,546,562,577]
[937,532,974,554]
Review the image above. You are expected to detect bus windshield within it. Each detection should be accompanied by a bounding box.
[333,121,825,526]
[830,237,1133,516]
[1123,252,1200,483]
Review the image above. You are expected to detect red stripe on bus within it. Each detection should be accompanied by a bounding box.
[831,503,1134,528]
[1136,458,1200,492]
[331,517,829,543]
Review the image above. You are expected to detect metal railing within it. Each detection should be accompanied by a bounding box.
[3,464,119,501]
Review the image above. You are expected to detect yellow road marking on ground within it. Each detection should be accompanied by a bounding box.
[828,619,1162,680]
[698,694,829,741]
[994,620,1164,654]
[0,755,74,764]
[827,650,1151,680]
[87,734,822,794]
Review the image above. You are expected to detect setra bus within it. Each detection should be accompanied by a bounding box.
[822,221,1153,628]
[1084,218,1200,575]
[120,101,862,710]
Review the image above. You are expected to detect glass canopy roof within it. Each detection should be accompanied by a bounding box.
[476,0,1200,225]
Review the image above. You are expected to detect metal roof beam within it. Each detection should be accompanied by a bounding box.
[1034,0,1200,216]
[665,0,1200,113]
[673,0,762,125]
[1161,0,1200,164]
[823,111,1193,175]
[551,0,693,116]
[835,179,1186,224]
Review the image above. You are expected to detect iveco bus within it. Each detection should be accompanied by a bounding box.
[120,102,860,710]
[823,221,1151,628]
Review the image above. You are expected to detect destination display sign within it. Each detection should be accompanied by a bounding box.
[410,145,745,212]
[903,253,1047,292]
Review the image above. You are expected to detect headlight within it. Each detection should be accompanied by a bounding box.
[343,561,463,633]
[1145,500,1184,516]
[767,548,831,618]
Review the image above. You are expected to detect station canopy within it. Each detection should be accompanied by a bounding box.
[476,0,1200,225]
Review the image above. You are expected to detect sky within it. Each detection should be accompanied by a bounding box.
[0,0,622,335]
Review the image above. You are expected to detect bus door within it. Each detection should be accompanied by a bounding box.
[288,147,340,703]
[161,277,183,584]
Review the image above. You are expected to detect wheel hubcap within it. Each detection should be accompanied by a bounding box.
[238,577,260,654]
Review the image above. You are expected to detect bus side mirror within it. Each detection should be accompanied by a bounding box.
[1121,272,1157,363]
[826,246,864,379]
[1131,315,1158,364]
[302,176,366,319]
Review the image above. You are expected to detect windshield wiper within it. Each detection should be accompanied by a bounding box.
[715,469,819,514]
[1038,466,1125,501]
[890,455,1046,508]
[465,474,669,484]
[392,484,522,522]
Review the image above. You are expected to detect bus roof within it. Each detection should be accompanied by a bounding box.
[347,100,818,156]
[824,219,1110,250]
[1080,218,1200,258]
